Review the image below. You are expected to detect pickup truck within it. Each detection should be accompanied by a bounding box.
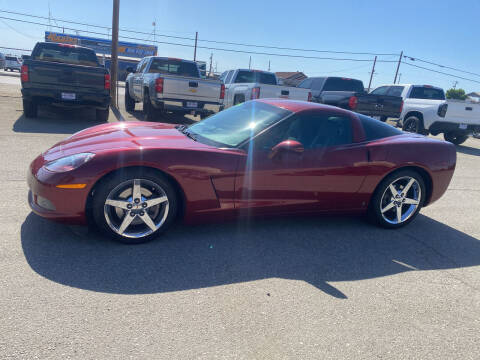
[373,84,480,144]
[219,69,311,108]
[125,56,224,120]
[21,42,110,121]
[297,77,403,119]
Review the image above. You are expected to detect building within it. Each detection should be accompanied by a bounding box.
[275,71,307,86]
[466,92,480,102]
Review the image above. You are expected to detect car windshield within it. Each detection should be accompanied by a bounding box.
[186,101,291,147]
[409,87,445,100]
[32,44,99,66]
[323,78,364,92]
[234,70,277,85]
[148,58,199,77]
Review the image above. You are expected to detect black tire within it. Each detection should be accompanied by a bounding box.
[368,169,426,229]
[233,94,245,105]
[143,90,157,121]
[23,99,38,118]
[92,168,178,244]
[402,116,422,133]
[96,107,109,122]
[444,132,468,145]
[124,83,135,112]
[379,116,387,122]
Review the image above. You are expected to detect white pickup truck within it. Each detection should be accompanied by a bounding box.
[371,84,480,145]
[219,69,311,108]
[125,57,224,120]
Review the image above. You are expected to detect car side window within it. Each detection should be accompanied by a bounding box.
[219,71,228,82]
[225,70,235,84]
[371,86,389,95]
[387,86,404,97]
[298,78,313,89]
[137,59,148,73]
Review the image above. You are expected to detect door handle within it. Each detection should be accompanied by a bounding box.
[281,90,289,96]
[466,107,473,111]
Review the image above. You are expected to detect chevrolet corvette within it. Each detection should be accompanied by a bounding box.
[27,100,456,243]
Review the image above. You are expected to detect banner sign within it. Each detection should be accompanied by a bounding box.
[45,31,157,58]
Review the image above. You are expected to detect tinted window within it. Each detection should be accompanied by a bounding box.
[323,78,364,92]
[6,56,18,61]
[387,86,404,97]
[297,78,313,89]
[409,86,445,100]
[358,114,403,141]
[136,59,146,73]
[312,78,325,90]
[371,86,389,95]
[225,70,235,84]
[258,72,276,85]
[148,58,199,77]
[234,70,276,84]
[219,71,228,82]
[32,44,98,66]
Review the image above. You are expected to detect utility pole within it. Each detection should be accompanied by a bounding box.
[208,53,213,77]
[153,20,156,43]
[453,80,458,89]
[193,31,198,61]
[249,56,251,70]
[110,0,120,108]
[394,50,403,84]
[398,73,402,83]
[367,56,377,92]
[268,60,271,71]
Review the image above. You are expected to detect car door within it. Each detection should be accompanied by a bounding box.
[235,111,369,215]
[132,59,147,99]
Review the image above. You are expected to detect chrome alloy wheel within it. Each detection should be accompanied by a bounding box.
[380,176,421,225]
[103,179,169,239]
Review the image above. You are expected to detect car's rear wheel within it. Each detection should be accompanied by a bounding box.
[368,169,426,229]
[96,107,109,122]
[444,131,468,145]
[125,84,135,112]
[92,169,178,244]
[143,90,157,121]
[23,99,38,118]
[402,116,422,133]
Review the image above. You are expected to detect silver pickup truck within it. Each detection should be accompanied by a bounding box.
[125,57,224,120]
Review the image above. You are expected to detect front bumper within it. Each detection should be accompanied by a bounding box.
[429,121,480,136]
[27,160,91,225]
[153,97,224,115]
[22,87,110,110]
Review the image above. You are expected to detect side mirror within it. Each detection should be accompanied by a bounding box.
[126,66,134,73]
[269,140,304,159]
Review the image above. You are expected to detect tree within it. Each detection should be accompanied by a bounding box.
[446,88,467,100]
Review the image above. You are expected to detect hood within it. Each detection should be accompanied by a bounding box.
[43,121,212,160]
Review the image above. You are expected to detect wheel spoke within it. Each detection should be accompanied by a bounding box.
[381,202,395,213]
[118,211,135,234]
[404,198,419,205]
[105,199,130,210]
[389,184,398,196]
[396,206,402,223]
[132,179,142,201]
[144,196,168,208]
[141,212,157,231]
[402,178,415,196]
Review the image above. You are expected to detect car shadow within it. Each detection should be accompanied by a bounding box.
[456,143,480,156]
[21,213,480,298]
[12,105,105,134]
[125,107,197,125]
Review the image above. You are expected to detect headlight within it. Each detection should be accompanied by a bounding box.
[43,153,95,172]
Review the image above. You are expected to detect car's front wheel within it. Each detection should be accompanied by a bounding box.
[368,169,426,229]
[125,84,135,112]
[444,131,468,145]
[92,169,178,244]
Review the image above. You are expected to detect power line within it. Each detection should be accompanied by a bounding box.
[0,16,399,62]
[401,61,480,84]
[0,9,399,56]
[403,54,480,78]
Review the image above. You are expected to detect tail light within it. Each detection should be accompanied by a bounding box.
[348,95,358,110]
[251,86,260,100]
[21,65,28,82]
[155,77,164,93]
[220,84,225,99]
[399,100,404,114]
[437,103,448,118]
[104,73,110,90]
[308,92,312,102]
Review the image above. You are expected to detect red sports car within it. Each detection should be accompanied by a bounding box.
[28,100,456,243]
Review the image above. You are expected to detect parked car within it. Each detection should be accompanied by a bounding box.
[374,84,480,144]
[125,56,224,120]
[0,53,5,69]
[21,42,111,121]
[4,55,22,71]
[298,77,403,119]
[220,69,311,108]
[27,99,456,244]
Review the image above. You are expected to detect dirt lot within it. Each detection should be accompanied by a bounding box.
[1,75,479,359]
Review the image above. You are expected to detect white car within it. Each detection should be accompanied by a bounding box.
[4,55,22,72]
[371,84,480,145]
[220,69,311,108]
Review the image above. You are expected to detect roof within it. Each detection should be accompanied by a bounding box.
[467,92,480,97]
[275,71,306,80]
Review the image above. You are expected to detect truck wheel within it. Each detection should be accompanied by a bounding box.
[125,84,135,112]
[96,108,110,122]
[402,116,428,135]
[444,132,468,145]
[233,94,245,105]
[379,116,387,122]
[23,99,38,118]
[143,90,157,121]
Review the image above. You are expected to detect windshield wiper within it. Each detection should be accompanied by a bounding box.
[175,124,187,133]
[184,130,198,141]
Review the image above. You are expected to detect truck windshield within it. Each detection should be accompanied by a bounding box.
[409,87,445,100]
[186,101,291,147]
[234,71,277,85]
[148,59,199,77]
[32,44,99,66]
[323,78,364,92]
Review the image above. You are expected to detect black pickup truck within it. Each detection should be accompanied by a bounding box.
[21,42,110,121]
[297,77,403,120]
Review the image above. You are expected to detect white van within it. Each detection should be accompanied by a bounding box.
[4,55,22,72]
